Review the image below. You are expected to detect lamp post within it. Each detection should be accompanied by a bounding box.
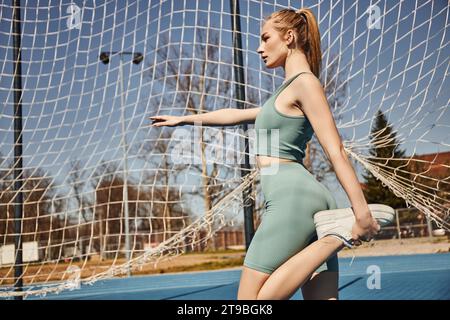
[99,51,143,277]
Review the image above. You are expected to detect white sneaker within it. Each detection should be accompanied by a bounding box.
[313,204,395,248]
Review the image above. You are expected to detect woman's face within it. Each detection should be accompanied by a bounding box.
[257,20,289,68]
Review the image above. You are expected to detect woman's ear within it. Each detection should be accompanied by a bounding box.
[287,30,295,46]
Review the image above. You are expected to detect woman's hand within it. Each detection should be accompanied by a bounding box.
[149,115,183,127]
[351,210,381,246]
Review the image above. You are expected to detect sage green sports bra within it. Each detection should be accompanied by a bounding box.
[254,71,314,163]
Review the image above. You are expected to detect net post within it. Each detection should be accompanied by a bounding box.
[395,208,401,240]
[12,0,24,299]
[426,215,434,240]
[230,0,255,250]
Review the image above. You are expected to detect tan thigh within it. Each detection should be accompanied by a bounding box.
[237,266,271,300]
[301,271,339,300]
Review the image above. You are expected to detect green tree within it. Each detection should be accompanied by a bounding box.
[362,110,407,209]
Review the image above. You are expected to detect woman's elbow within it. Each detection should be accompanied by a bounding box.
[327,144,346,161]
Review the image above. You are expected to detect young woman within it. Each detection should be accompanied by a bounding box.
[149,8,380,300]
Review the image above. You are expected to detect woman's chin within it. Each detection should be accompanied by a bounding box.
[264,59,280,68]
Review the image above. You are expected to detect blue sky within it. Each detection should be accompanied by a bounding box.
[0,0,448,214]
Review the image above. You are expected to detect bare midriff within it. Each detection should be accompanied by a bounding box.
[256,154,299,168]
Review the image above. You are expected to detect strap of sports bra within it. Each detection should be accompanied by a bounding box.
[282,71,312,86]
[275,71,312,97]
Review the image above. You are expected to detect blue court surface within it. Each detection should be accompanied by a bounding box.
[26,253,450,300]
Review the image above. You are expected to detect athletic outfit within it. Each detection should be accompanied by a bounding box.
[243,71,339,274]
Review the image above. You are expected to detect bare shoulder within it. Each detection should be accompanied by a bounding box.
[290,72,325,105]
[293,72,322,92]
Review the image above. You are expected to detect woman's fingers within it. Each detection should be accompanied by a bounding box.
[149,116,175,127]
[149,117,161,126]
[149,116,171,123]
[149,116,166,126]
[351,219,380,244]
[350,232,362,246]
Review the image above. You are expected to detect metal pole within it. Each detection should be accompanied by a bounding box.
[426,214,433,240]
[12,0,24,299]
[100,51,142,276]
[230,0,255,250]
[395,209,401,240]
[119,56,131,277]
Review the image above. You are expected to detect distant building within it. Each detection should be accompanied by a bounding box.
[407,151,450,177]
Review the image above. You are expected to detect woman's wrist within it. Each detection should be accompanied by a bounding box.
[352,204,371,219]
[178,115,187,125]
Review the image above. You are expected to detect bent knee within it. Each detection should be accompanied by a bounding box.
[237,291,257,300]
[237,266,270,300]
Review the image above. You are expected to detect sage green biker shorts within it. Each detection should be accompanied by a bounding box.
[243,161,339,274]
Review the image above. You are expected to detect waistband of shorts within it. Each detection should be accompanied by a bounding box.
[258,161,307,176]
[258,160,304,166]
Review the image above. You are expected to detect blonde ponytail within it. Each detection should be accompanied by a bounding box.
[264,8,323,78]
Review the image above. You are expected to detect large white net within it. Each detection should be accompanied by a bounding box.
[0,0,448,298]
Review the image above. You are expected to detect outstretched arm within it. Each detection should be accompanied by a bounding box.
[149,107,261,127]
